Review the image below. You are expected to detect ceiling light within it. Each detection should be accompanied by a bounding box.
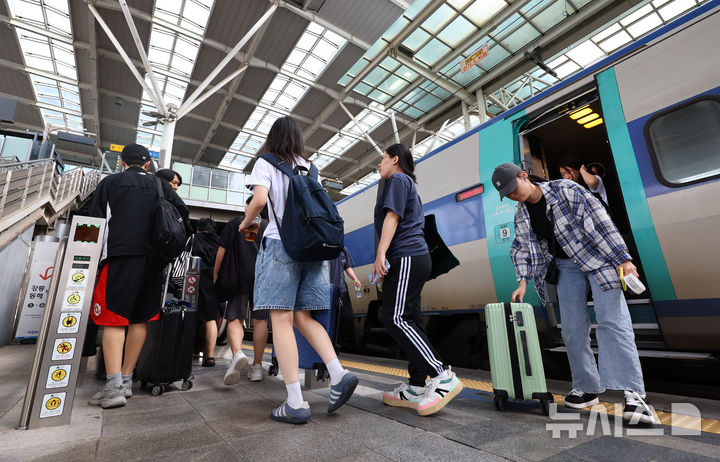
[569,107,592,119]
[584,118,604,129]
[577,113,599,124]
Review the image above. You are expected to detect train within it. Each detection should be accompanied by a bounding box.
[335,1,720,369]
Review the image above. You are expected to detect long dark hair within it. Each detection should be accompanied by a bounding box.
[557,156,589,189]
[385,143,416,183]
[262,116,306,167]
[156,168,182,186]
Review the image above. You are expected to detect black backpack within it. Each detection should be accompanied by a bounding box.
[261,153,344,261]
[152,177,187,264]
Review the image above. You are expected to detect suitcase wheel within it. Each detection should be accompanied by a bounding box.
[181,380,193,391]
[151,384,164,396]
[494,395,508,412]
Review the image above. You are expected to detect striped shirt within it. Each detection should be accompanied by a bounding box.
[510,180,631,304]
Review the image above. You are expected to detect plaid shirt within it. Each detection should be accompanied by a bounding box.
[510,180,632,304]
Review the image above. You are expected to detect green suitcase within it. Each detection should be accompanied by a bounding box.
[486,302,553,415]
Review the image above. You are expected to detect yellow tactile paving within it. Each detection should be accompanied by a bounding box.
[240,345,720,435]
[336,357,720,435]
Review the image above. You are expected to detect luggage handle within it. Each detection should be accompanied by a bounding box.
[519,330,532,376]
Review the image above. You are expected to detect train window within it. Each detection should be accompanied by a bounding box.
[645,96,720,186]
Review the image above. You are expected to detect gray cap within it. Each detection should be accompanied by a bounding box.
[492,163,522,200]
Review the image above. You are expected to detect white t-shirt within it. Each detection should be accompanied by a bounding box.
[588,174,608,205]
[246,155,315,240]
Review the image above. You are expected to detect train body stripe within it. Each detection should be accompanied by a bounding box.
[597,68,677,302]
[477,110,541,306]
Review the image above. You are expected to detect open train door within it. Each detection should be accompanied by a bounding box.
[515,81,664,352]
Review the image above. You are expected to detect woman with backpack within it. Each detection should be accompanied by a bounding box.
[239,116,358,424]
[374,143,464,416]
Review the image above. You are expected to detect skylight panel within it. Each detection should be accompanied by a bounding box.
[462,0,506,27]
[9,0,84,132]
[281,23,347,81]
[565,40,605,67]
[658,0,696,19]
[626,12,663,37]
[136,0,214,147]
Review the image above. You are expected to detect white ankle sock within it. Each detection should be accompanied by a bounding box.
[107,372,122,388]
[436,370,450,381]
[326,358,346,386]
[122,374,132,384]
[286,381,303,408]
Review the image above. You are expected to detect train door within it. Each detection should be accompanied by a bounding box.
[517,85,662,349]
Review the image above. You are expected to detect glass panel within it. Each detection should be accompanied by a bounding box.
[415,94,442,112]
[566,40,605,67]
[403,106,424,118]
[228,191,245,206]
[647,99,720,184]
[364,67,390,86]
[176,184,189,198]
[192,165,210,187]
[402,28,431,52]
[383,16,410,41]
[395,65,419,81]
[172,162,192,185]
[463,0,507,27]
[208,189,227,203]
[532,0,573,32]
[378,74,409,94]
[476,44,511,70]
[211,169,228,189]
[422,4,455,34]
[379,56,400,72]
[414,39,452,67]
[190,186,209,200]
[499,23,541,53]
[229,172,245,191]
[437,15,477,47]
[451,64,484,86]
[369,89,391,103]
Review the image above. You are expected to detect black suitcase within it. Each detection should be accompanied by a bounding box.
[135,300,196,395]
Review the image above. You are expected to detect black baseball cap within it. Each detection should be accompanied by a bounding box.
[492,163,522,200]
[121,143,150,165]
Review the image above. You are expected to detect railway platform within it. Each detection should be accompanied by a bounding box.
[1,343,719,461]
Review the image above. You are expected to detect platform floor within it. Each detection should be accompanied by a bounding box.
[2,343,720,461]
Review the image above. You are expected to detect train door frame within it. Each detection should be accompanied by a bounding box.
[515,82,662,345]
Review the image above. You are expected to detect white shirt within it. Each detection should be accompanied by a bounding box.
[588,174,608,205]
[246,155,315,240]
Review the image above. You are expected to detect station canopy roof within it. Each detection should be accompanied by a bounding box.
[0,0,710,197]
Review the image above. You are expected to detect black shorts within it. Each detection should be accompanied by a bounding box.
[225,293,268,322]
[91,256,162,326]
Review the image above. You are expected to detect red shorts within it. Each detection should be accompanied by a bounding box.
[91,256,162,326]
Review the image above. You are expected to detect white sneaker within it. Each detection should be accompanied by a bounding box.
[382,383,423,409]
[248,364,264,382]
[224,351,249,386]
[416,368,464,416]
[623,390,658,424]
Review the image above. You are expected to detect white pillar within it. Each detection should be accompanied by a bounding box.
[461,101,471,131]
[476,90,489,124]
[159,119,176,170]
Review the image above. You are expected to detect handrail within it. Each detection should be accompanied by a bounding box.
[0,160,101,243]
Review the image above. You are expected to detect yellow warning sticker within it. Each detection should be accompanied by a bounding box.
[46,364,71,388]
[40,392,66,418]
[57,312,81,334]
[71,272,85,283]
[51,338,76,361]
[61,289,85,311]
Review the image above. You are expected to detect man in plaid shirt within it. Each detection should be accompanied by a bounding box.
[492,163,657,425]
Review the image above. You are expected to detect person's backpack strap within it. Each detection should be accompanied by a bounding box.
[260,153,295,178]
[155,176,166,200]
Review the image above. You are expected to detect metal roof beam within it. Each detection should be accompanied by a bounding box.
[384,0,533,110]
[191,2,278,164]
[274,0,372,50]
[302,0,445,141]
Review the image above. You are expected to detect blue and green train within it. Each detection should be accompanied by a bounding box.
[336,1,720,365]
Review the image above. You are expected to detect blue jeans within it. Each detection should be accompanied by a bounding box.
[556,258,645,395]
[253,238,332,311]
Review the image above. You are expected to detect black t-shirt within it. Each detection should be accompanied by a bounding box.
[329,247,355,293]
[526,195,568,259]
[219,215,268,293]
[373,173,428,259]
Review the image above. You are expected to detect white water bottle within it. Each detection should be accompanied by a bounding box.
[353,280,362,298]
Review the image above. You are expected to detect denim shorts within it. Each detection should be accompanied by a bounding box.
[253,238,332,311]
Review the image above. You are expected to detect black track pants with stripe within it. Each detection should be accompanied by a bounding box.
[381,253,444,386]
